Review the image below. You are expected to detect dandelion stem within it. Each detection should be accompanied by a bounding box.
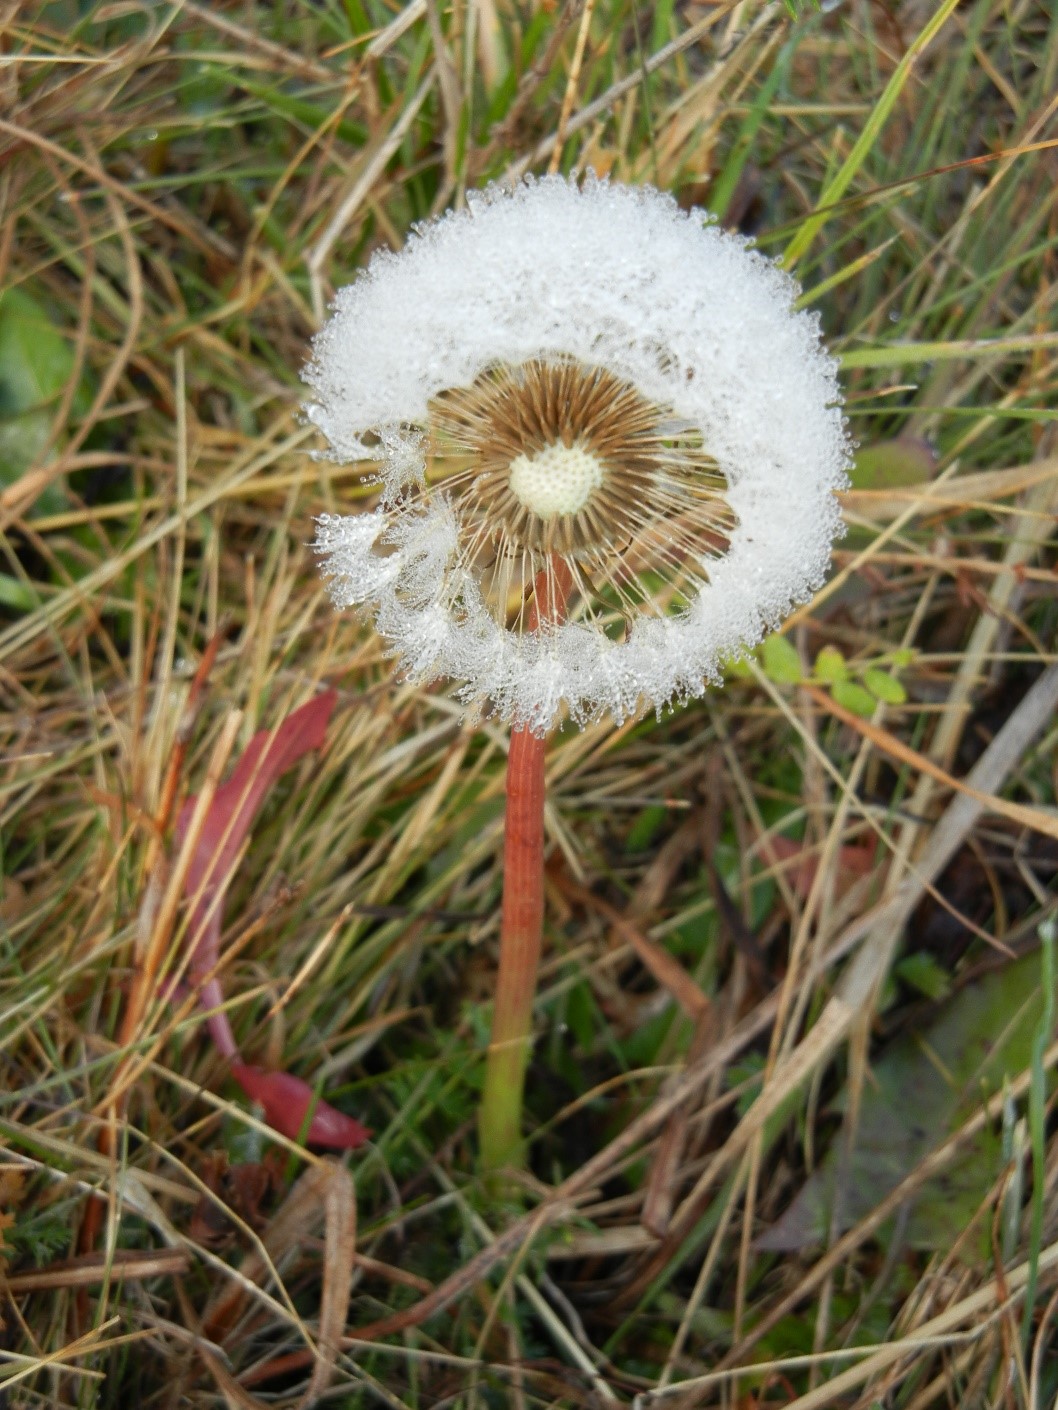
[479,560,571,1175]
[479,719,548,1174]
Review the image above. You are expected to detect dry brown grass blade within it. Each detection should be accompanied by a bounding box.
[838,453,1058,521]
[0,1316,128,1393]
[302,1161,356,1407]
[657,663,1058,1251]
[641,1012,714,1238]
[805,681,1058,845]
[306,72,435,321]
[122,710,244,1052]
[472,0,585,176]
[4,1249,189,1293]
[78,697,245,1262]
[198,1345,274,1410]
[502,3,739,179]
[833,662,1058,1013]
[756,1238,1058,1410]
[120,629,228,1044]
[202,1159,350,1350]
[556,873,711,1021]
[349,1200,573,1342]
[547,0,596,177]
[178,0,337,82]
[629,804,710,918]
[714,1034,1058,1377]
[425,0,462,186]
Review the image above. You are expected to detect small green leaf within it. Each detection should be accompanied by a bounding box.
[890,648,914,668]
[832,680,878,717]
[761,634,803,685]
[850,435,937,490]
[896,951,952,1001]
[0,286,84,516]
[0,575,37,612]
[814,645,848,684]
[863,668,907,705]
[626,804,667,853]
[0,288,75,419]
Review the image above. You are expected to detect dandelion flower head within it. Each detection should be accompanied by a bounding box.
[306,175,850,732]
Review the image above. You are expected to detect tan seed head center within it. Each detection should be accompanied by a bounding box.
[426,358,739,632]
[508,440,604,518]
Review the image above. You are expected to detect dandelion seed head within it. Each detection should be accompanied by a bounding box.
[306,174,850,731]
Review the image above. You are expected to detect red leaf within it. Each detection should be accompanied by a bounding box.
[230,1064,371,1150]
[167,691,368,1154]
[176,690,337,976]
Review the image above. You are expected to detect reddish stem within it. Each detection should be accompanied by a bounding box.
[479,560,571,1174]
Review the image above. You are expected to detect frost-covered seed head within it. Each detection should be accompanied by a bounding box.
[305,175,851,733]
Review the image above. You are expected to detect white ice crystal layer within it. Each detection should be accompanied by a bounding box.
[305,175,851,732]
